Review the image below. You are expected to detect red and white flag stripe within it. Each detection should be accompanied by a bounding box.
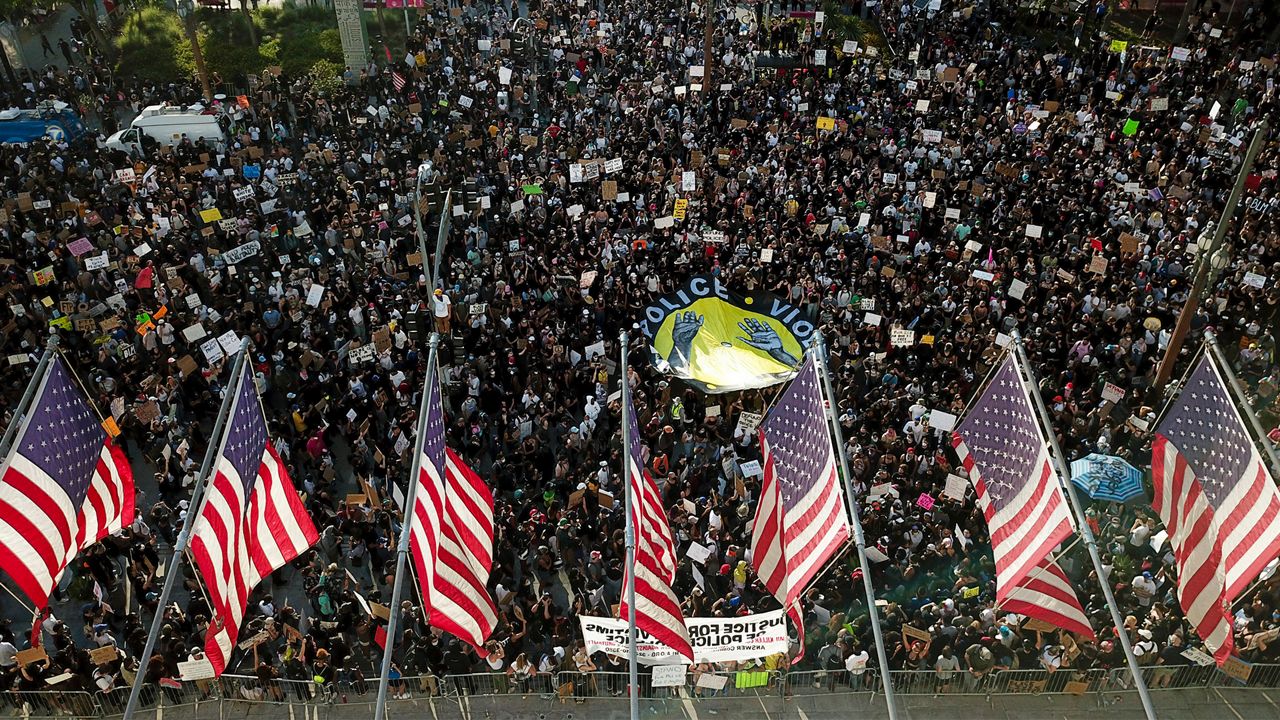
[620,444,693,662]
[1000,557,1096,639]
[190,363,318,676]
[953,438,1076,606]
[1151,436,1234,663]
[0,444,133,608]
[426,449,498,651]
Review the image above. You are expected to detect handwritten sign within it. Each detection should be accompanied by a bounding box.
[653,664,686,687]
[916,493,935,511]
[944,474,968,501]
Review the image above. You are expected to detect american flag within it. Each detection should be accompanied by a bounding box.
[619,385,693,662]
[391,70,406,92]
[0,357,134,609]
[189,356,318,675]
[750,354,849,662]
[409,359,497,655]
[952,353,1094,638]
[1152,353,1280,664]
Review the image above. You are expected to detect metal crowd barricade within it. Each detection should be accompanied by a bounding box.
[780,668,882,697]
[1,689,100,718]
[553,669,780,701]
[12,662,1280,718]
[1241,662,1280,688]
[1126,664,1218,691]
[99,680,217,714]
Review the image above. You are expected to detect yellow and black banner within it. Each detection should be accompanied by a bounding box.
[640,275,815,393]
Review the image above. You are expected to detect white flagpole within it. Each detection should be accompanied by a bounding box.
[811,331,898,720]
[374,332,440,720]
[1205,331,1280,476]
[122,340,253,720]
[619,330,640,720]
[1010,332,1157,720]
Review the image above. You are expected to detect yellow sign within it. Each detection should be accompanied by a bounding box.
[199,208,223,224]
[816,116,835,131]
[102,417,121,438]
[673,198,688,220]
[641,275,814,393]
[1109,39,1128,53]
[49,316,72,330]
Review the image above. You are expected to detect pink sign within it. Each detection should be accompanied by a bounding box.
[916,493,935,511]
[68,237,94,256]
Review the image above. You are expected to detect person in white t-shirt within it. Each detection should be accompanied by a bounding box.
[433,288,452,333]
[845,645,870,688]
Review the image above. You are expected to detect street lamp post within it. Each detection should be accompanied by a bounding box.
[176,0,213,102]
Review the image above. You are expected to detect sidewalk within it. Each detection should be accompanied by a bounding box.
[0,8,80,74]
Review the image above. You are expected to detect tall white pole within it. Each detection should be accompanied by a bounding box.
[122,340,252,720]
[619,330,640,720]
[1010,333,1157,720]
[374,332,440,720]
[811,331,898,719]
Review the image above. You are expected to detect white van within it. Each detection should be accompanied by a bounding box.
[103,104,226,156]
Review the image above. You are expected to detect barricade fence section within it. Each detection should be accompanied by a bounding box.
[9,663,1280,717]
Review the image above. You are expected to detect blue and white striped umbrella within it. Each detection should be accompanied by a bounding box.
[1069,453,1145,503]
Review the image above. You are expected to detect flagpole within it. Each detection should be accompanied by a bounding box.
[0,336,57,459]
[122,342,252,720]
[812,331,898,720]
[374,332,440,720]
[1204,331,1280,476]
[619,330,640,720]
[1010,332,1157,720]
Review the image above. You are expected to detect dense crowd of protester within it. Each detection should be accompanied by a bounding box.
[1,0,1280,709]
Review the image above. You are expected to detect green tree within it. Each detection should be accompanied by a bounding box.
[115,6,194,84]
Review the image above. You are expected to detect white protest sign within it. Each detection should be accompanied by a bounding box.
[85,253,110,271]
[865,546,890,563]
[739,460,763,477]
[697,673,729,690]
[306,284,326,307]
[929,410,958,432]
[891,328,914,346]
[580,609,789,664]
[1009,279,1028,300]
[222,240,261,265]
[178,657,216,681]
[217,331,242,355]
[682,171,696,191]
[1102,382,1125,403]
[685,542,713,565]
[652,665,686,687]
[200,338,223,365]
[1244,272,1267,289]
[736,411,763,436]
[944,474,968,501]
[605,157,623,174]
